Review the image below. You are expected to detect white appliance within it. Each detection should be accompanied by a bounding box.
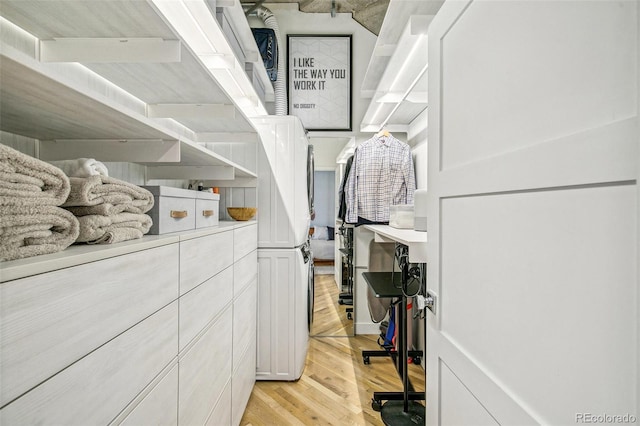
[253,116,313,381]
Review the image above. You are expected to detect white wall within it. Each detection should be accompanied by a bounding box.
[311,171,335,227]
[409,109,428,189]
[311,137,351,170]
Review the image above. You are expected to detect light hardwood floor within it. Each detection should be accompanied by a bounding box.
[311,271,352,337]
[240,273,425,425]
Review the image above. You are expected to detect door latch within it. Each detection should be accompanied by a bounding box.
[417,291,437,314]
[425,291,436,314]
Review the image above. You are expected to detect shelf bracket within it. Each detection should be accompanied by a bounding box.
[196,132,259,143]
[147,104,236,119]
[205,177,257,187]
[40,38,181,63]
[146,165,234,180]
[39,139,180,162]
[216,0,236,7]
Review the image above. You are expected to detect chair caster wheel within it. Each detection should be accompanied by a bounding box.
[371,399,382,412]
[363,356,370,365]
[347,312,352,320]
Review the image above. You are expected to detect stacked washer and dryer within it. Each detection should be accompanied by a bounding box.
[253,116,314,381]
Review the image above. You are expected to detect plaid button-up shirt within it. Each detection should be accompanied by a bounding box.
[345,135,415,223]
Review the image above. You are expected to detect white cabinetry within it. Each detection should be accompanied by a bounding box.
[0,244,180,407]
[176,223,257,426]
[1,302,179,425]
[179,266,234,351]
[179,230,235,295]
[179,306,233,425]
[231,225,258,425]
[0,222,258,425]
[119,364,179,426]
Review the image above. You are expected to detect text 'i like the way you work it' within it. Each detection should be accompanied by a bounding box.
[293,57,347,91]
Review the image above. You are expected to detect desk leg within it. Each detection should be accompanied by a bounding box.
[379,257,425,426]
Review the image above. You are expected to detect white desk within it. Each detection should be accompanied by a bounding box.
[363,225,427,263]
[360,224,427,424]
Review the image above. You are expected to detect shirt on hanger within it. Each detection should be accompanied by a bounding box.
[344,134,416,223]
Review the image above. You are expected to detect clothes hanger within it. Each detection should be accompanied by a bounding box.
[375,128,391,138]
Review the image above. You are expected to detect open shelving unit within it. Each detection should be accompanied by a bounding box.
[0,0,273,183]
[359,0,444,134]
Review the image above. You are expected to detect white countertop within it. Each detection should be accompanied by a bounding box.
[363,224,427,263]
[0,220,256,283]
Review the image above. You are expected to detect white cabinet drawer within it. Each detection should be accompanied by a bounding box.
[179,305,233,426]
[195,198,220,228]
[234,224,257,260]
[205,379,232,426]
[117,363,178,426]
[179,265,233,351]
[179,230,234,295]
[144,186,221,234]
[0,244,179,407]
[147,196,196,235]
[232,341,257,426]
[233,277,257,369]
[233,249,257,298]
[0,302,179,425]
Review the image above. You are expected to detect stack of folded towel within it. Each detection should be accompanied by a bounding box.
[0,143,80,261]
[48,158,110,178]
[62,175,155,244]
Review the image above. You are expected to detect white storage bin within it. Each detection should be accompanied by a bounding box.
[143,186,219,234]
[195,192,220,229]
[389,204,415,229]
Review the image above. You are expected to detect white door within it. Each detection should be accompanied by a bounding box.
[426,1,639,425]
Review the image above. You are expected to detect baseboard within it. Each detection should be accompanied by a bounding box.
[355,322,381,335]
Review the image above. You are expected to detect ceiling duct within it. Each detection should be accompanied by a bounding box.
[253,6,287,115]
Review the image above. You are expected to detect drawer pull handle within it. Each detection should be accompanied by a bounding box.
[202,210,215,217]
[170,210,188,219]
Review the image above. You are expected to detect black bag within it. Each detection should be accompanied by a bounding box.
[251,28,278,81]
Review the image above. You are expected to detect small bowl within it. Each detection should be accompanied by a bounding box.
[227,207,257,221]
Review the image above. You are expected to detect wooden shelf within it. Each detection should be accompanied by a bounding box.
[0,0,269,181]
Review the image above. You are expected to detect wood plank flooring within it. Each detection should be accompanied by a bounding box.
[240,273,425,425]
[311,273,352,337]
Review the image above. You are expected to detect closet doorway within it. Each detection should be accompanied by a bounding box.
[309,170,354,337]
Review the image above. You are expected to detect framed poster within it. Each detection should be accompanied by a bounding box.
[287,35,352,131]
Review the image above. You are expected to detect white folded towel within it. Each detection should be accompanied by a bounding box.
[0,143,71,207]
[48,158,109,178]
[0,205,80,261]
[63,175,154,214]
[76,213,152,244]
